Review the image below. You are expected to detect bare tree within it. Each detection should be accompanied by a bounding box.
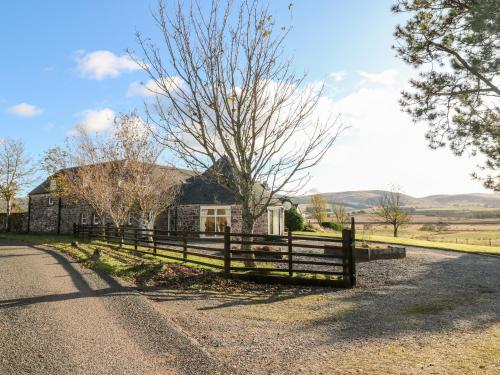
[132,0,344,241]
[372,188,411,237]
[112,113,180,229]
[0,139,34,231]
[310,194,327,226]
[331,202,349,227]
[41,113,179,231]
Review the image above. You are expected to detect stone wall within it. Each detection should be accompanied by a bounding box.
[29,194,60,233]
[27,195,281,236]
[28,194,93,234]
[0,212,28,233]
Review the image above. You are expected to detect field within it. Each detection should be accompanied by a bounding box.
[299,202,500,254]
[357,223,500,247]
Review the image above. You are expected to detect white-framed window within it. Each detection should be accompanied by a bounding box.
[127,214,133,226]
[200,206,231,237]
[81,213,88,225]
[267,207,282,235]
[48,196,54,206]
[93,213,100,225]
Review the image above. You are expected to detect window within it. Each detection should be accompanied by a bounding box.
[48,196,54,206]
[127,214,133,226]
[93,213,100,225]
[81,213,88,225]
[267,207,282,235]
[200,206,230,237]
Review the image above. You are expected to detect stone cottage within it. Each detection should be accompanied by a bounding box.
[27,162,284,237]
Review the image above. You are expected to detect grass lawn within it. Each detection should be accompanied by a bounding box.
[295,230,500,255]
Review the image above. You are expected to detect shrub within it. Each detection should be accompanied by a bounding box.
[320,221,345,231]
[285,206,304,231]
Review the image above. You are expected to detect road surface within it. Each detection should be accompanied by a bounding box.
[0,240,223,375]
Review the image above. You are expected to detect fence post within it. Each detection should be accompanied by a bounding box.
[182,231,187,262]
[153,226,157,255]
[73,223,77,239]
[224,226,231,277]
[342,229,352,288]
[89,220,93,243]
[287,230,293,277]
[120,226,123,248]
[350,217,357,287]
[134,228,138,250]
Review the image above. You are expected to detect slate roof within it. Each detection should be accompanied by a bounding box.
[176,158,277,205]
[29,159,280,207]
[28,164,194,196]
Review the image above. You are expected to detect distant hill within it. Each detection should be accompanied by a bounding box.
[293,191,500,209]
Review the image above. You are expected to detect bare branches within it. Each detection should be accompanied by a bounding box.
[0,139,34,231]
[331,202,350,227]
[41,113,178,228]
[133,0,343,232]
[372,187,412,237]
[310,194,327,226]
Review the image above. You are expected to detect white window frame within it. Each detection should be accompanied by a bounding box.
[267,206,282,235]
[81,213,88,225]
[200,205,231,238]
[127,214,133,226]
[48,196,54,206]
[92,213,100,226]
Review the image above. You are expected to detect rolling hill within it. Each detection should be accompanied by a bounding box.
[293,191,500,210]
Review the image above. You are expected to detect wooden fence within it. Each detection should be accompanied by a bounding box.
[74,220,356,288]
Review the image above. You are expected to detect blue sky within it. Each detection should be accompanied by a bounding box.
[0,1,488,196]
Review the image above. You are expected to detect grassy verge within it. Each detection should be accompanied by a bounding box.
[0,233,340,285]
[294,231,500,255]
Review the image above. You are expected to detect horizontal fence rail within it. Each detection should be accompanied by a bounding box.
[74,218,357,287]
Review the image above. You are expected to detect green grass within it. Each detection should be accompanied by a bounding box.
[295,230,500,255]
[0,233,341,284]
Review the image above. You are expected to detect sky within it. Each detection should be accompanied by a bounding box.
[0,0,489,197]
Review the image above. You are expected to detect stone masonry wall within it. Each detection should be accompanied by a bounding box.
[0,212,28,233]
[29,194,59,233]
[29,194,93,234]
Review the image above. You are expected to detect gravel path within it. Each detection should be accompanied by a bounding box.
[0,240,224,375]
[140,247,500,374]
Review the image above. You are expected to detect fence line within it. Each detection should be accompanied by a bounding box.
[73,218,357,287]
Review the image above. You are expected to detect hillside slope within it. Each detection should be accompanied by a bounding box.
[294,191,500,209]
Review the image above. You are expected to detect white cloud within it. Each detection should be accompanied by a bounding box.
[298,74,488,196]
[358,69,400,86]
[127,77,184,97]
[70,108,115,134]
[75,50,141,80]
[329,70,346,81]
[7,103,43,117]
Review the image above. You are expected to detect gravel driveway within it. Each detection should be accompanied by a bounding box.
[0,240,224,375]
[139,247,500,374]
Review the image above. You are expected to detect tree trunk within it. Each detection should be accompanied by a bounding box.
[5,197,11,232]
[393,225,398,237]
[241,205,256,267]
